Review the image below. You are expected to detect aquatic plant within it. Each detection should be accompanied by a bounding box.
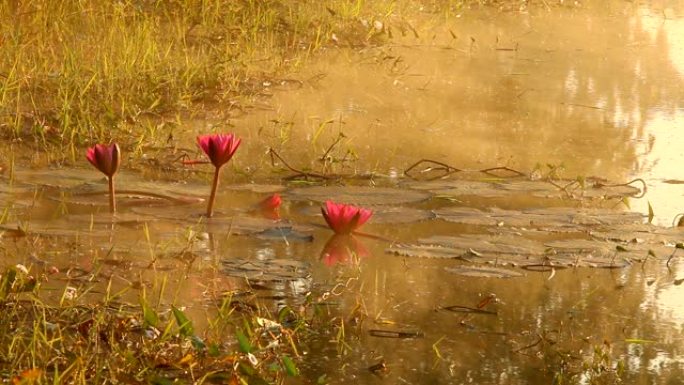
[197,133,241,217]
[86,143,121,213]
[321,200,372,234]
[259,193,282,220]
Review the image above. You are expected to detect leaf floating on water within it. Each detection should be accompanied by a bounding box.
[444,265,523,278]
[435,206,645,228]
[404,176,643,200]
[222,258,311,282]
[387,232,653,269]
[227,184,287,194]
[66,213,156,225]
[287,186,431,205]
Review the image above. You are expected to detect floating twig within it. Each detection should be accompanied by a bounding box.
[369,329,424,339]
[441,305,497,315]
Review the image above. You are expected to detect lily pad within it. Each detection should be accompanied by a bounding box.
[299,205,434,224]
[65,213,156,226]
[434,207,645,228]
[404,179,510,198]
[205,216,315,239]
[227,184,287,194]
[221,258,312,299]
[287,186,430,205]
[0,222,114,238]
[404,177,642,200]
[387,233,641,269]
[421,234,546,256]
[14,168,99,188]
[444,265,523,278]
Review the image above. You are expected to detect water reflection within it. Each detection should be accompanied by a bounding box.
[320,234,370,266]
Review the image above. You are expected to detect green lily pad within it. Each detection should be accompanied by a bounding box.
[287,186,430,205]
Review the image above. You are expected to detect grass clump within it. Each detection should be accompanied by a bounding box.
[0,0,391,156]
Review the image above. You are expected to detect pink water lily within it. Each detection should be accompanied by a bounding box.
[197,133,241,169]
[86,143,121,213]
[258,193,282,220]
[197,133,241,217]
[321,200,372,234]
[86,143,120,178]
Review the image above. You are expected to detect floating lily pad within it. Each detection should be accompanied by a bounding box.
[65,213,156,226]
[227,184,287,194]
[299,204,434,224]
[0,222,113,238]
[14,168,99,188]
[387,232,644,269]
[544,238,672,263]
[221,258,312,299]
[444,265,523,278]
[404,179,511,198]
[287,186,430,205]
[421,234,546,256]
[589,224,684,244]
[223,258,310,281]
[205,216,315,239]
[434,207,644,228]
[404,177,642,200]
[254,227,314,242]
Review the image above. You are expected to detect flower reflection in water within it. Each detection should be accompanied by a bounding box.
[320,234,370,266]
[258,193,282,220]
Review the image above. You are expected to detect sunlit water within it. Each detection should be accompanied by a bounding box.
[3,2,684,384]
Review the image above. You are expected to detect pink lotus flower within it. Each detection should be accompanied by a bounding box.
[197,133,241,217]
[320,234,370,266]
[86,143,121,213]
[197,133,241,169]
[86,143,120,178]
[321,200,372,234]
[258,193,282,220]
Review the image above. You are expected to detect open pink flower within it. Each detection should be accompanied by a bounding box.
[197,133,241,169]
[86,143,120,177]
[196,133,241,217]
[321,234,370,266]
[321,200,372,234]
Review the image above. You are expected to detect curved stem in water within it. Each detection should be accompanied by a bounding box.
[206,167,221,217]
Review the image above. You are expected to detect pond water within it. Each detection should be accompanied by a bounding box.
[4,2,684,384]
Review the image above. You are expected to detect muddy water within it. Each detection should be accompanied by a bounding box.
[4,2,684,384]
